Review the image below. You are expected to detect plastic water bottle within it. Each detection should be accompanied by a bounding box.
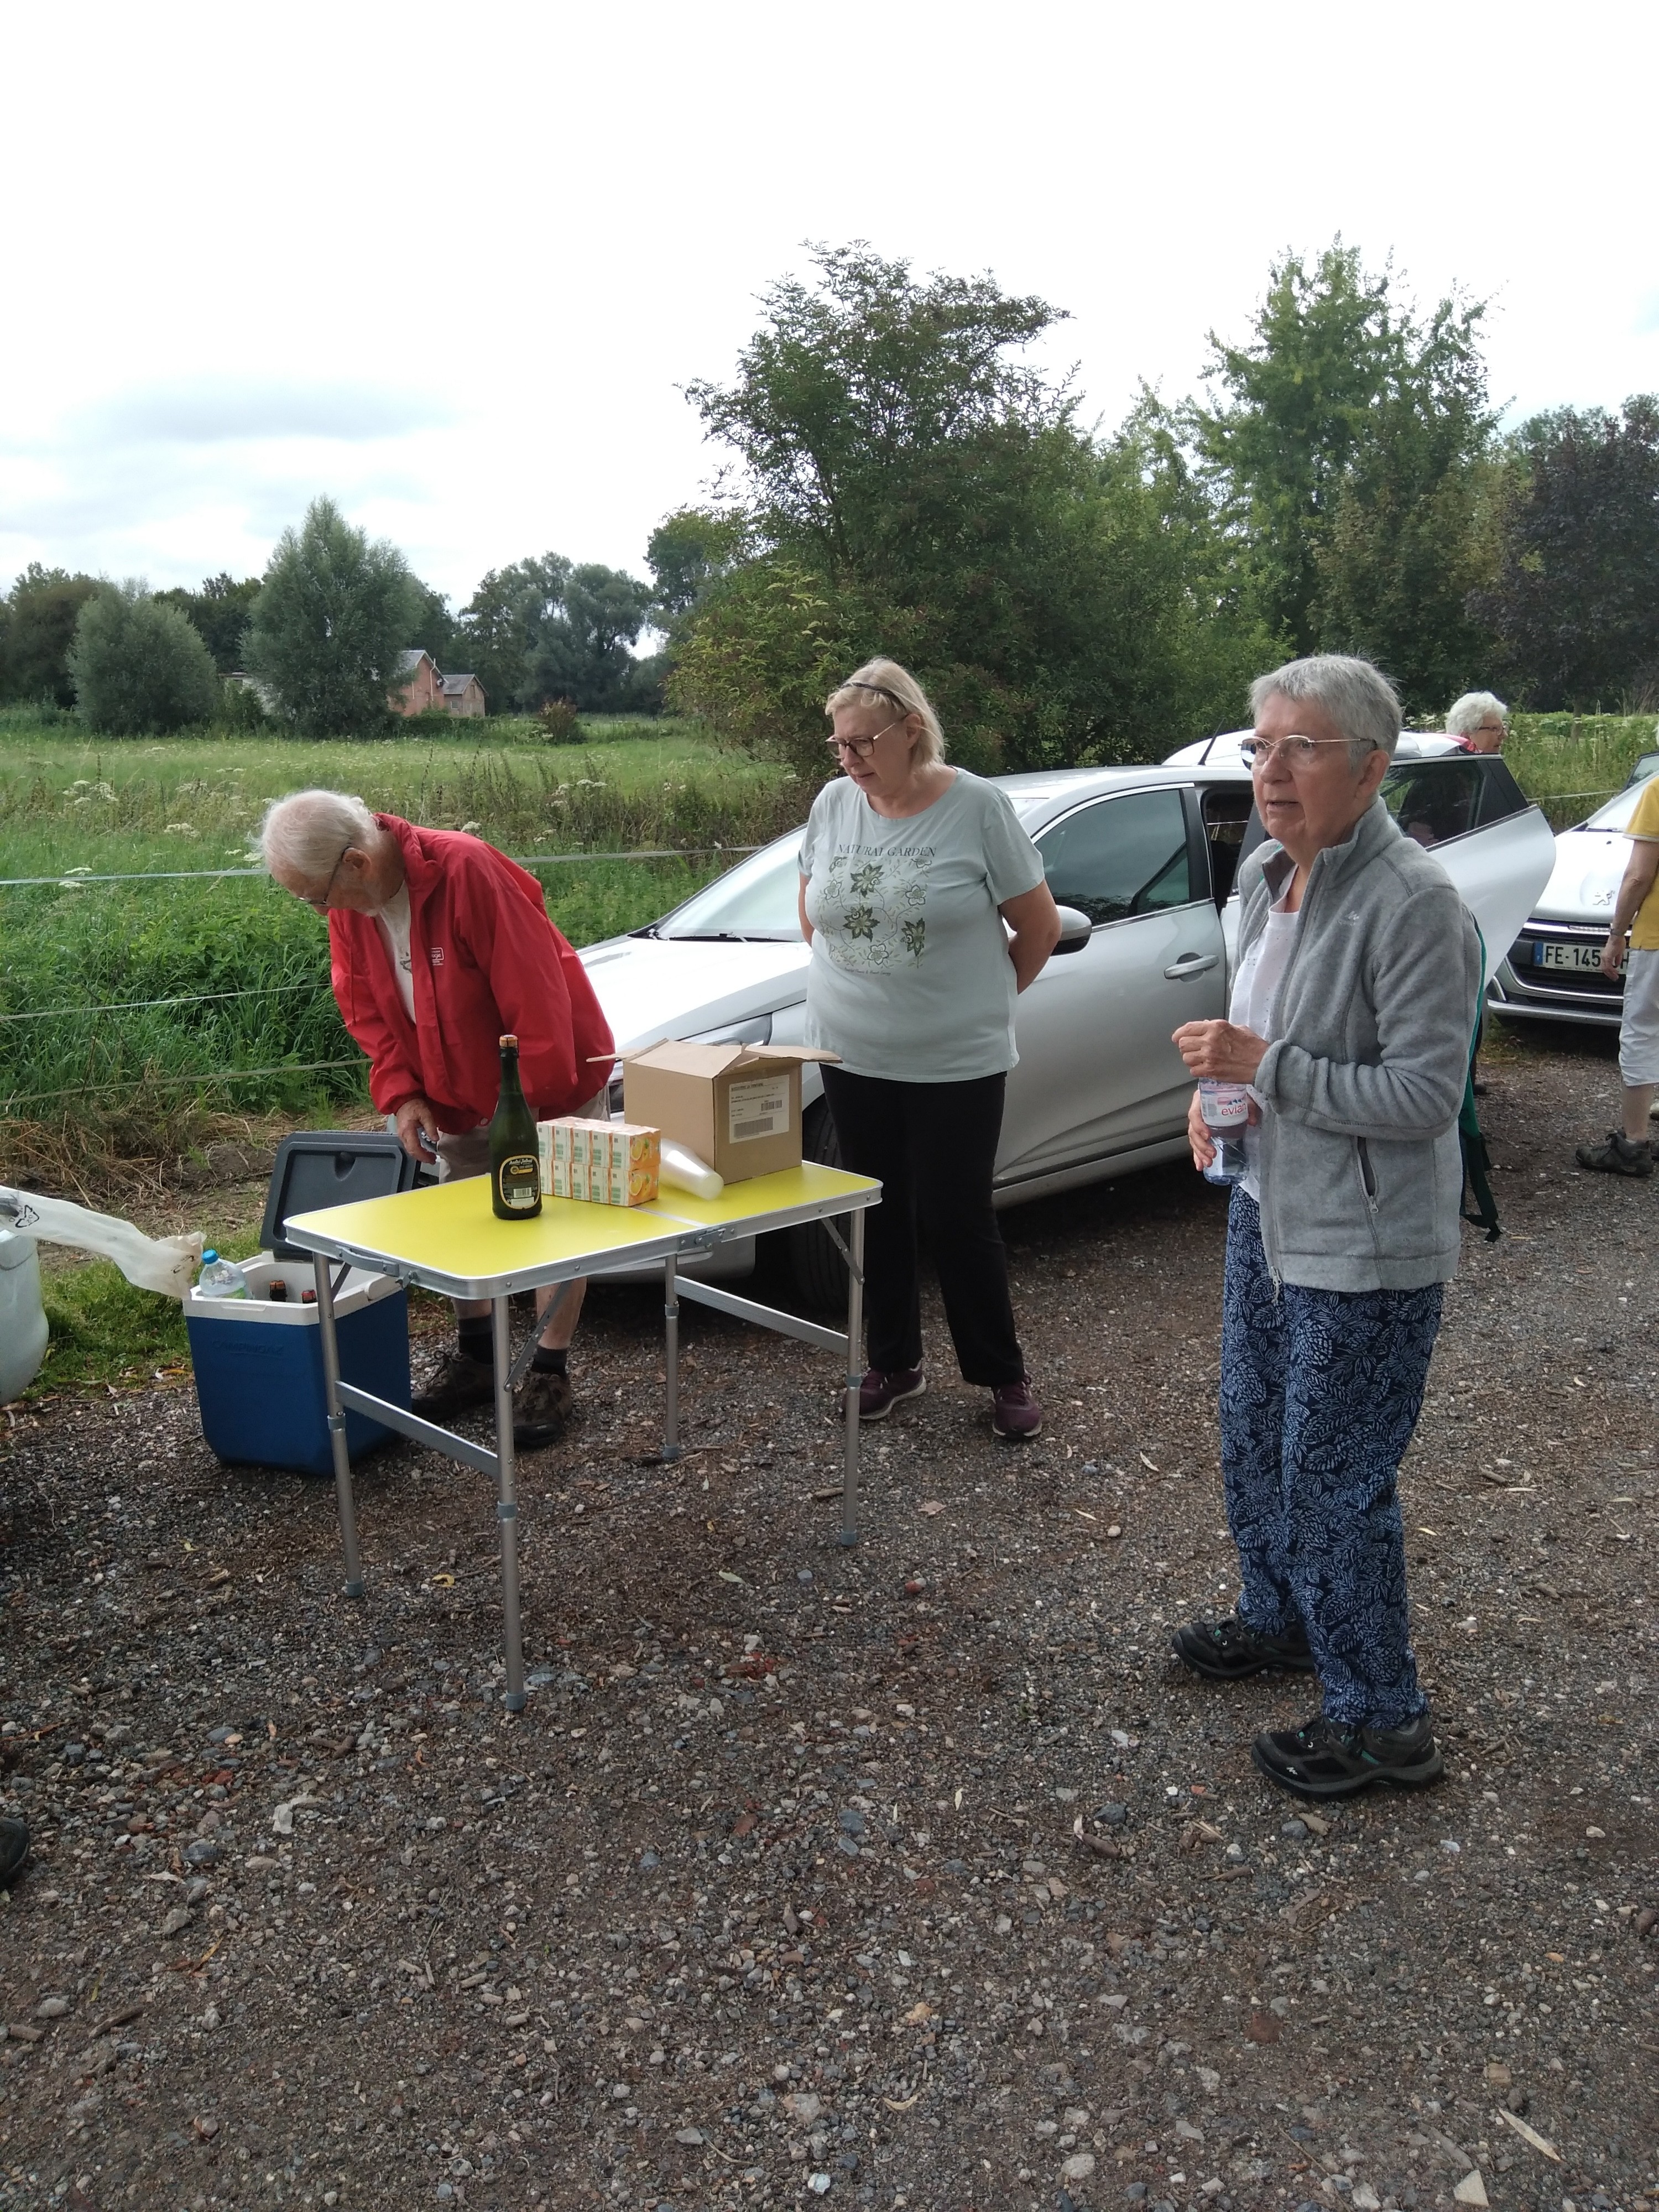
[197,1249,249,1300]
[1198,1081,1249,1187]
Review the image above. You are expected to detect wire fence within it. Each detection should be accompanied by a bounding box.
[1,842,761,1117]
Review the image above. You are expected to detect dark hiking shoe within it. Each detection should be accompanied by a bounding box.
[858,1366,926,1421]
[513,1366,574,1450]
[412,1348,495,1422]
[1574,1131,1653,1177]
[0,1816,29,1888]
[1171,1614,1316,1682]
[990,1378,1042,1441]
[1252,1710,1444,1799]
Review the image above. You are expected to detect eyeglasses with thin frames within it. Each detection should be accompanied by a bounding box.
[302,843,354,912]
[826,715,905,761]
[1239,735,1366,769]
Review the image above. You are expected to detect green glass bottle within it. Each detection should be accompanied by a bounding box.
[489,1032,541,1219]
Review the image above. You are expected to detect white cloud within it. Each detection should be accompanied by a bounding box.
[3,0,1657,602]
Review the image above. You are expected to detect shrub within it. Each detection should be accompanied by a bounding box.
[537,700,583,744]
[68,584,221,734]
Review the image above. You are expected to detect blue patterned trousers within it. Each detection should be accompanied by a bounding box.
[1220,1189,1442,1728]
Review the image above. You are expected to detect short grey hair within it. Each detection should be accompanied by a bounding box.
[1446,690,1509,738]
[260,789,380,882]
[1249,654,1402,766]
[826,658,946,767]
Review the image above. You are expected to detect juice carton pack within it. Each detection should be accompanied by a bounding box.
[536,1118,660,1206]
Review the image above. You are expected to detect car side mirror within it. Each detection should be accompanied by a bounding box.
[1052,904,1092,955]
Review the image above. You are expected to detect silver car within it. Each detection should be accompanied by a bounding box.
[580,750,1554,1297]
[1488,757,1659,1030]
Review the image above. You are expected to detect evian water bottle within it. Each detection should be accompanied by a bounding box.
[1198,1080,1249,1186]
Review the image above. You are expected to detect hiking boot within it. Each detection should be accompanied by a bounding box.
[411,1347,495,1422]
[990,1377,1042,1440]
[858,1366,926,1422]
[1171,1613,1316,1682]
[0,1816,29,1889]
[1574,1131,1653,1177]
[1252,1709,1444,1799]
[513,1365,573,1451]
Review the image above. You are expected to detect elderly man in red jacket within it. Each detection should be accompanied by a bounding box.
[262,789,615,1446]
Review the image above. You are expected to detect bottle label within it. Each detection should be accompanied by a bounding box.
[1198,1079,1250,1130]
[497,1155,540,1211]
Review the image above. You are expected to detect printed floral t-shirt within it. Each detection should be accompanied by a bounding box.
[799,770,1045,1081]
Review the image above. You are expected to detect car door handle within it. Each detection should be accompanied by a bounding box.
[1164,953,1220,979]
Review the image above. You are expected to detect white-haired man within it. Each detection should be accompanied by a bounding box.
[262,790,614,1443]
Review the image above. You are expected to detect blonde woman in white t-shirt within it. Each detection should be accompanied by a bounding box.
[796,659,1061,1441]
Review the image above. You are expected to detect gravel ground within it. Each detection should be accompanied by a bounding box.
[1,1027,1654,2212]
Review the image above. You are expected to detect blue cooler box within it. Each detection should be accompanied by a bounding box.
[186,1256,410,1476]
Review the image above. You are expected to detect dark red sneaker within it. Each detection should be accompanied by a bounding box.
[857,1366,926,1421]
[990,1378,1042,1440]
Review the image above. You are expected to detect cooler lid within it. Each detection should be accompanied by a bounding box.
[261,1132,429,1259]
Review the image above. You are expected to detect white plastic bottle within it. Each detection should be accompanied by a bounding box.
[197,1249,249,1300]
[1198,1081,1250,1187]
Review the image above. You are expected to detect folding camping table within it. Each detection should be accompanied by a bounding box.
[282,1162,880,1710]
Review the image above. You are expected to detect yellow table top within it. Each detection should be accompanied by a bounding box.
[283,1161,878,1298]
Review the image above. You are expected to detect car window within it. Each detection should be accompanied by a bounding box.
[1201,785,1254,906]
[650,838,804,939]
[1035,788,1192,925]
[1380,757,1531,848]
[1586,780,1659,833]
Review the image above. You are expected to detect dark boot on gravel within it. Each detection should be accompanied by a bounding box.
[1574,1130,1654,1177]
[411,1348,495,1422]
[513,1366,574,1450]
[858,1366,926,1421]
[0,1816,29,1888]
[1252,1709,1444,1798]
[1171,1614,1316,1681]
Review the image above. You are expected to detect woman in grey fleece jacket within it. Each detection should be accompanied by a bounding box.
[1172,656,1481,1802]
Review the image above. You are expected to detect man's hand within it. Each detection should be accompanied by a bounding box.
[1172,1019,1270,1083]
[1599,931,1627,980]
[393,1097,441,1163]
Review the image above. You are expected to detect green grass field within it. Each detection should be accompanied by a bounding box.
[1502,712,1656,828]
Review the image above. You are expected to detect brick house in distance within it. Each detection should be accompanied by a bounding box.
[390,650,487,719]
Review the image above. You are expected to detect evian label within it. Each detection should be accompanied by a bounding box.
[1198,1080,1249,1130]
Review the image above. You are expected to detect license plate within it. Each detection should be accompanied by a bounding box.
[1533,940,1619,974]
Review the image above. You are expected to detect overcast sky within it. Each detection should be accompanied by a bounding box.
[4,0,1656,607]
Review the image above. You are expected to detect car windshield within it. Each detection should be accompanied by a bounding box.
[648,836,805,940]
[1585,778,1657,832]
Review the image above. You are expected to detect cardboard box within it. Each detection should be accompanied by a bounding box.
[619,1043,838,1184]
[536,1118,661,1206]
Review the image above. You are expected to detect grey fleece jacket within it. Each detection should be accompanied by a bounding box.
[1240,797,1481,1292]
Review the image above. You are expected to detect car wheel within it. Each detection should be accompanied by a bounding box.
[787,1100,852,1312]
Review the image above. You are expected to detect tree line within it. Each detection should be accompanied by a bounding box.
[3,238,1657,755]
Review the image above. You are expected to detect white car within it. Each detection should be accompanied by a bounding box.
[1487,758,1659,1030]
[580,744,1554,1298]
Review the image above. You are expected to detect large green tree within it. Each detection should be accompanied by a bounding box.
[241,498,422,735]
[1473,396,1659,707]
[154,572,263,673]
[1191,242,1498,707]
[672,244,1272,770]
[457,554,656,712]
[0,564,101,706]
[456,555,571,712]
[68,582,222,734]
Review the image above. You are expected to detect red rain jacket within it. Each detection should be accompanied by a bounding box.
[327,814,614,1133]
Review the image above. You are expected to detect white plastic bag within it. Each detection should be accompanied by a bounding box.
[658,1140,724,1201]
[0,1187,204,1300]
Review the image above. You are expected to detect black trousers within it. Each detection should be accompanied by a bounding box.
[820,1065,1025,1388]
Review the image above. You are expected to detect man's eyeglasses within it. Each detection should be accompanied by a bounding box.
[302,843,354,912]
[827,716,905,761]
[1239,734,1363,769]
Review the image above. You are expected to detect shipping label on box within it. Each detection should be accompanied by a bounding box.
[727,1074,790,1146]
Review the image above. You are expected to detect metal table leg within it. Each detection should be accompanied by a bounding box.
[491,1295,526,1712]
[661,1253,682,1463]
[839,1208,865,1548]
[314,1255,364,1598]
